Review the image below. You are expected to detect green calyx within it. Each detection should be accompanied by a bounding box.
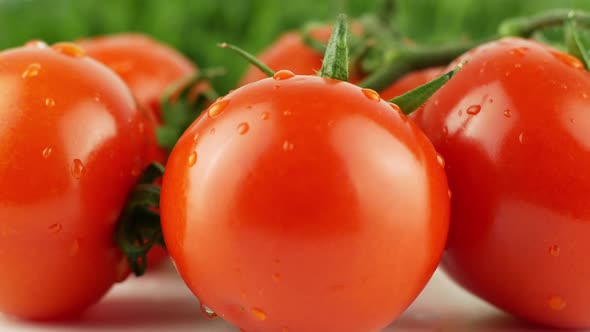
[318,14,349,81]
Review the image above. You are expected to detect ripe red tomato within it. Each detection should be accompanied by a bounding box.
[240,26,363,85]
[78,33,196,123]
[0,42,146,319]
[413,37,590,329]
[161,71,450,332]
[380,67,443,100]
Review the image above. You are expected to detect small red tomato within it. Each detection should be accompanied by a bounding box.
[413,37,590,329]
[0,41,145,319]
[380,67,443,100]
[240,25,363,85]
[161,71,449,332]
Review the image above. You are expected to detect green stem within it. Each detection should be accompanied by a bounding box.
[318,14,349,81]
[359,41,476,92]
[390,61,465,115]
[218,42,275,77]
[499,9,590,38]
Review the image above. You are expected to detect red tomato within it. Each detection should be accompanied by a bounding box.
[0,42,145,319]
[78,33,196,123]
[413,37,590,329]
[380,67,443,100]
[240,26,363,85]
[161,71,449,332]
[80,33,196,265]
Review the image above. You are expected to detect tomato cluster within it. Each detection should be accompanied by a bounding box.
[1,8,590,332]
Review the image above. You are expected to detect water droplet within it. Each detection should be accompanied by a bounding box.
[282,140,294,152]
[51,42,86,58]
[22,63,41,78]
[69,239,80,256]
[283,110,292,117]
[551,51,584,69]
[570,118,576,124]
[273,69,295,80]
[45,98,56,108]
[448,189,452,199]
[210,128,216,135]
[504,71,511,77]
[275,258,281,264]
[549,244,560,257]
[48,223,62,233]
[488,98,494,103]
[434,99,440,106]
[518,132,525,144]
[42,147,53,159]
[208,100,229,118]
[547,295,566,311]
[510,47,527,57]
[436,154,445,168]
[188,151,197,167]
[389,102,402,114]
[582,92,589,99]
[216,96,224,102]
[361,88,380,102]
[504,109,512,118]
[442,126,448,136]
[237,122,249,135]
[71,159,85,179]
[192,133,200,142]
[458,109,463,116]
[137,121,145,134]
[131,166,141,177]
[251,307,267,321]
[514,63,522,69]
[24,40,48,48]
[466,105,481,115]
[273,85,280,90]
[261,112,270,120]
[200,303,218,319]
[272,273,281,282]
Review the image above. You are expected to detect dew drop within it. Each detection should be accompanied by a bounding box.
[448,189,452,199]
[237,122,249,135]
[518,132,525,144]
[514,63,522,68]
[251,307,267,321]
[273,69,295,80]
[22,63,41,78]
[504,109,512,118]
[436,154,445,168]
[442,126,448,136]
[466,105,481,115]
[551,51,584,69]
[570,118,576,124]
[210,128,216,135]
[261,112,270,120]
[193,132,200,142]
[188,151,197,167]
[549,244,560,257]
[44,98,56,108]
[488,98,494,103]
[389,102,402,114]
[42,147,53,159]
[71,159,85,179]
[200,303,218,319]
[283,110,292,117]
[361,88,381,102]
[51,42,86,58]
[24,40,48,48]
[272,273,281,282]
[273,85,280,90]
[547,295,566,311]
[208,100,229,118]
[282,140,294,152]
[510,47,526,57]
[48,223,62,233]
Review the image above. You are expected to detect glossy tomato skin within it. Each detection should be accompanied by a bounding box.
[380,67,443,100]
[240,26,363,85]
[79,33,196,122]
[0,43,145,319]
[413,38,590,329]
[161,73,450,332]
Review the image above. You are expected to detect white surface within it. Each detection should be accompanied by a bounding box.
[0,263,576,332]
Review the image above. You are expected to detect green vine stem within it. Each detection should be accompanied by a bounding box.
[499,9,590,38]
[218,42,275,77]
[318,14,349,81]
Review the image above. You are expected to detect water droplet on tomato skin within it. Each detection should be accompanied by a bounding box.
[48,223,62,233]
[272,273,281,282]
[448,189,452,199]
[200,303,218,319]
[282,141,294,152]
[208,100,229,118]
[518,132,525,144]
[45,98,56,108]
[193,132,200,142]
[51,42,86,58]
[273,69,295,80]
[210,128,216,135]
[22,63,41,78]
[436,154,445,168]
[261,112,270,120]
[389,102,402,114]
[547,295,566,311]
[509,47,528,57]
[237,122,249,135]
[188,151,197,167]
[42,147,53,159]
[466,105,481,115]
[24,40,48,48]
[71,159,85,179]
[251,307,267,321]
[361,88,381,102]
[549,244,560,257]
[551,51,584,69]
[283,110,292,117]
[504,109,512,118]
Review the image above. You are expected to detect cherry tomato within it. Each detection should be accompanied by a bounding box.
[380,67,443,100]
[412,37,590,329]
[240,26,363,85]
[79,33,196,123]
[161,70,449,332]
[0,42,145,319]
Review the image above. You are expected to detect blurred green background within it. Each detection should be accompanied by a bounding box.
[1,0,590,92]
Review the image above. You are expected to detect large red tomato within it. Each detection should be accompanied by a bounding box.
[0,42,145,319]
[161,70,449,332]
[413,37,590,329]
